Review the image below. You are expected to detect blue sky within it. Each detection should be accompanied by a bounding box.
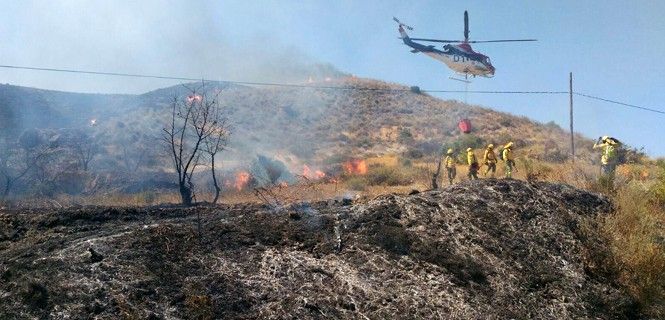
[1,1,665,156]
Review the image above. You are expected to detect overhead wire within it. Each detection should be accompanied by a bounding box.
[1,64,664,115]
[0,64,571,94]
[574,92,665,115]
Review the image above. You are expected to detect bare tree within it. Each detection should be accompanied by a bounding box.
[0,140,31,200]
[0,134,50,200]
[162,83,230,206]
[66,130,99,172]
[119,133,149,173]
[203,119,230,204]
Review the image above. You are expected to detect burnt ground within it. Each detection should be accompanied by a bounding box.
[0,179,640,319]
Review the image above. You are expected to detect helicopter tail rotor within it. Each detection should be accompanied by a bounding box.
[393,17,414,31]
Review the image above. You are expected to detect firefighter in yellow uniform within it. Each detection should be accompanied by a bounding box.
[503,142,515,178]
[593,136,618,175]
[444,148,456,185]
[483,144,498,177]
[466,147,479,180]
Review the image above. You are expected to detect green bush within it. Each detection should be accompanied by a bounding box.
[521,158,553,182]
[365,166,409,186]
[398,128,414,143]
[650,164,665,205]
[589,174,616,195]
[343,165,412,189]
[345,177,367,191]
[442,134,486,155]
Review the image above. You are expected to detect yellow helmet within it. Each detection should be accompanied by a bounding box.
[602,135,609,141]
[447,148,454,154]
[466,147,473,152]
[505,142,514,148]
[487,144,494,149]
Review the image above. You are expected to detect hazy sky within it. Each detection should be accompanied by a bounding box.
[2,0,665,156]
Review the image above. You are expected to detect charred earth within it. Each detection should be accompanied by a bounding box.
[0,179,638,319]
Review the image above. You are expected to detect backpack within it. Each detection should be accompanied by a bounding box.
[607,137,622,146]
[498,148,505,161]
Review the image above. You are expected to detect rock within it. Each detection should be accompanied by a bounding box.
[88,248,103,263]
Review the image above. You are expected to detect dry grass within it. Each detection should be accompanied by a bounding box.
[597,168,665,317]
[8,153,665,317]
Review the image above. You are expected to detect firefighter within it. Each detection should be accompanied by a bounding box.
[467,147,479,180]
[593,136,618,175]
[502,142,515,178]
[483,144,498,177]
[444,148,457,185]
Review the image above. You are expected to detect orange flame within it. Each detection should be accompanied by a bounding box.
[235,171,250,191]
[343,159,367,175]
[302,165,327,180]
[186,94,202,105]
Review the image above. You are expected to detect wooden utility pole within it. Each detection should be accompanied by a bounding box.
[569,72,575,162]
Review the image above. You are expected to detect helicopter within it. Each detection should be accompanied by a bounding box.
[394,11,536,81]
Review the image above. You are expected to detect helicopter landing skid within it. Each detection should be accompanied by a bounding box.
[449,76,472,83]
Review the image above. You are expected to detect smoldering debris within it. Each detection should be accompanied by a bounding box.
[0,179,639,319]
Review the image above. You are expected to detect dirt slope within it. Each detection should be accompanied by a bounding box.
[0,179,638,319]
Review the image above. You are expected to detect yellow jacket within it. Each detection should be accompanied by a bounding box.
[445,155,455,168]
[467,151,478,165]
[593,142,616,165]
[502,148,513,161]
[483,148,497,164]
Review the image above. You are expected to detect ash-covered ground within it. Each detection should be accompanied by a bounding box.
[0,179,639,319]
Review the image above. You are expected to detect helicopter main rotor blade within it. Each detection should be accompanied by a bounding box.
[466,39,537,43]
[409,38,537,44]
[409,38,466,43]
[464,10,469,42]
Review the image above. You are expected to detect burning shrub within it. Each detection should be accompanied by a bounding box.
[234,171,251,191]
[343,159,367,175]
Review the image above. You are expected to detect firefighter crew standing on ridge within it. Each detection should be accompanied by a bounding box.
[445,148,457,185]
[467,147,479,180]
[503,142,515,178]
[593,135,618,175]
[483,144,498,177]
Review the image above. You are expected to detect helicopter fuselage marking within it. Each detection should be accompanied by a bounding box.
[399,31,494,77]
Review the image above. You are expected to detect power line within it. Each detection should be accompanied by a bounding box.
[424,90,567,94]
[574,92,665,115]
[1,64,664,115]
[0,64,565,94]
[0,64,412,92]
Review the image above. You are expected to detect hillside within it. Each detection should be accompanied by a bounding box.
[0,84,133,136]
[124,77,595,166]
[0,179,639,319]
[1,77,595,184]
